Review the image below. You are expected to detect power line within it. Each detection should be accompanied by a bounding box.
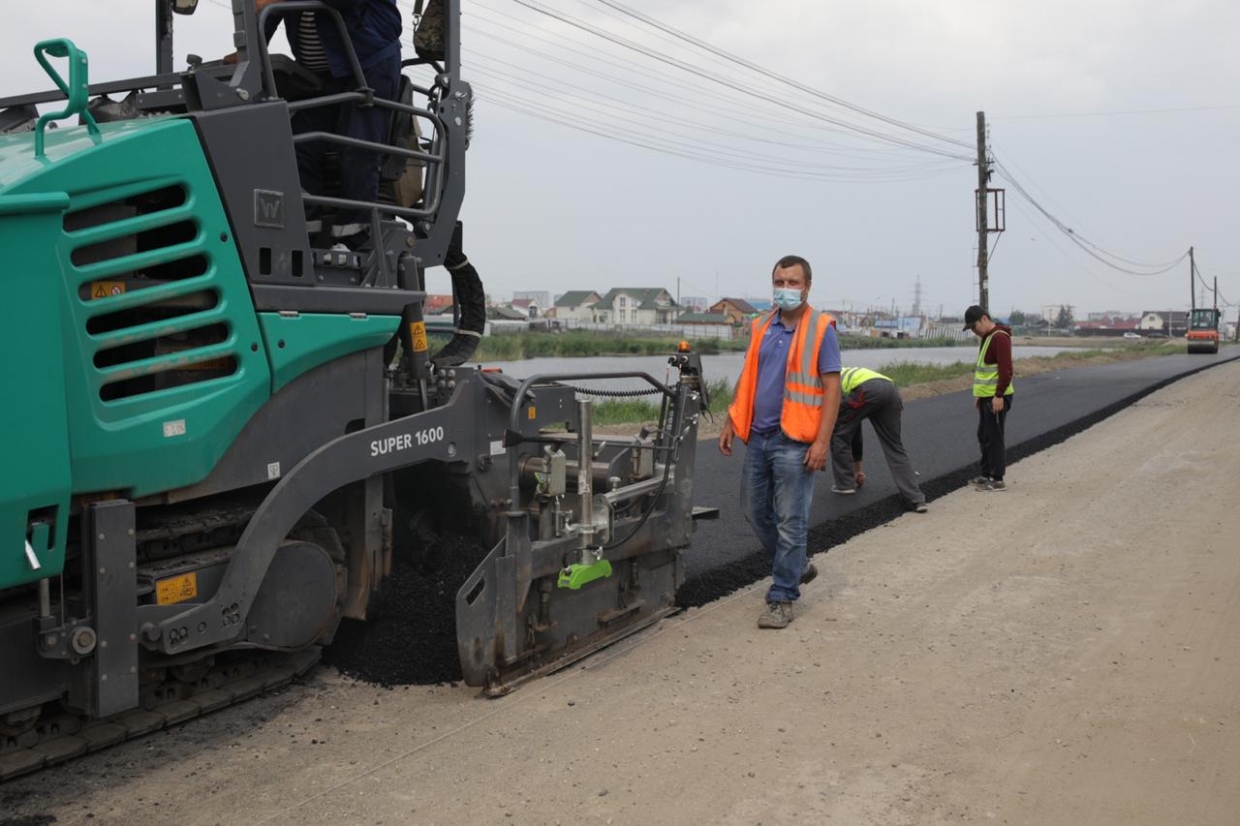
[992,103,1240,121]
[584,0,975,153]
[508,0,975,161]
[465,54,965,177]
[461,20,935,160]
[994,161,1188,276]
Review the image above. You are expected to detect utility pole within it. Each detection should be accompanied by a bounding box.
[1189,246,1195,313]
[976,111,990,313]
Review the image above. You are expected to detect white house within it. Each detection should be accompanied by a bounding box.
[593,288,679,325]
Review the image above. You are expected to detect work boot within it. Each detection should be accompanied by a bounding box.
[799,562,818,585]
[758,601,793,629]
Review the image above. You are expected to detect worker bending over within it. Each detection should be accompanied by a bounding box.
[829,367,927,513]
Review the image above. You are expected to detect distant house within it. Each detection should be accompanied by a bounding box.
[1074,317,1139,337]
[513,290,551,309]
[680,295,709,313]
[552,290,601,322]
[594,288,679,325]
[710,298,759,326]
[510,297,540,318]
[1139,310,1188,336]
[488,305,528,322]
[424,294,455,316]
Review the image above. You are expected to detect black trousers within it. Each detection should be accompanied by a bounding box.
[291,59,400,235]
[977,394,1013,480]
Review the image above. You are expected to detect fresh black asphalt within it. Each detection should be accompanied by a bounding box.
[678,346,1240,605]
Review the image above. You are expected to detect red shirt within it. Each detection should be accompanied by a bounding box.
[981,324,1014,396]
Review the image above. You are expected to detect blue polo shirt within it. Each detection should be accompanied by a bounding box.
[265,0,403,79]
[750,313,841,436]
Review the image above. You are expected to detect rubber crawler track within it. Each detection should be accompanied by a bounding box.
[0,648,320,783]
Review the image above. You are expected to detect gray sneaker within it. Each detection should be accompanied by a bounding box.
[913,502,928,513]
[968,475,991,488]
[758,601,794,629]
[978,479,1007,492]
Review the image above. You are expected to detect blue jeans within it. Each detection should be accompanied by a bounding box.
[741,430,817,603]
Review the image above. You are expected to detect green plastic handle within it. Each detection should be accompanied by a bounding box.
[34,38,101,159]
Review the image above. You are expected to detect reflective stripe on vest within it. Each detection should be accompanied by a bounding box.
[840,366,891,395]
[973,330,1015,398]
[727,307,836,443]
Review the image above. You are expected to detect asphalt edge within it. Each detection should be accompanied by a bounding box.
[676,352,1240,608]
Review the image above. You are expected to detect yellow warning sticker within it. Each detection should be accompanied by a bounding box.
[156,573,198,605]
[410,321,429,353]
[528,406,537,420]
[90,281,127,300]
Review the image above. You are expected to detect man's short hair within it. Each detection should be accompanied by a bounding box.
[772,255,812,283]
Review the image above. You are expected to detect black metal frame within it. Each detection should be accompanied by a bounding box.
[0,0,469,270]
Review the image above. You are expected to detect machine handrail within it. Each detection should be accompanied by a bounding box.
[504,371,677,506]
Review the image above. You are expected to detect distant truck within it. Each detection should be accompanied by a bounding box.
[1186,308,1222,354]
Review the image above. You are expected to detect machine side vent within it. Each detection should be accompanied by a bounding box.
[70,219,198,268]
[76,255,210,301]
[65,181,242,405]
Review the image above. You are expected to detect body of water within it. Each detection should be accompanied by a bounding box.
[483,345,1083,393]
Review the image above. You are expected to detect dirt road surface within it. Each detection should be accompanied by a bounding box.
[6,361,1240,826]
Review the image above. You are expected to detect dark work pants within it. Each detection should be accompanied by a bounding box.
[831,379,924,507]
[977,394,1013,481]
[291,58,399,236]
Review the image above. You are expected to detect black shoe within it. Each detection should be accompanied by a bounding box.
[799,562,818,585]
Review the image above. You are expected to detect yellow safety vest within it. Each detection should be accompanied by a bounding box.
[840,367,891,395]
[973,331,1015,398]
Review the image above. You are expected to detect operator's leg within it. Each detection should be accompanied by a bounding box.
[335,57,400,246]
[866,382,925,508]
[740,432,779,558]
[766,434,815,606]
[291,87,338,242]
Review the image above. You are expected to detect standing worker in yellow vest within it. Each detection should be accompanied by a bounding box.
[719,255,842,629]
[830,367,928,513]
[963,305,1015,492]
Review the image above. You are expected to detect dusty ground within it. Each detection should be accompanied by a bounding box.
[6,361,1240,826]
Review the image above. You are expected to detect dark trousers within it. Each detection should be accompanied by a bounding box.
[831,380,924,507]
[291,58,399,235]
[977,394,1013,481]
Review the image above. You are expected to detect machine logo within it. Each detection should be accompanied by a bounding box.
[253,189,285,228]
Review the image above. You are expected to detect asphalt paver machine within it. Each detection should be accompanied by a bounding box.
[0,0,706,777]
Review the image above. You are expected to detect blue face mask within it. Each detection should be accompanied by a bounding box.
[773,287,804,311]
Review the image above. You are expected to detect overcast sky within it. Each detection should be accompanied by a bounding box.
[4,0,1237,318]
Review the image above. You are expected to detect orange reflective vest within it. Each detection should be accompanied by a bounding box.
[728,307,837,444]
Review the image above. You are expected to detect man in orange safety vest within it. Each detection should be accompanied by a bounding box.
[719,255,842,629]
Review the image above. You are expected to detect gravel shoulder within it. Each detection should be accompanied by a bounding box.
[5,362,1240,826]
